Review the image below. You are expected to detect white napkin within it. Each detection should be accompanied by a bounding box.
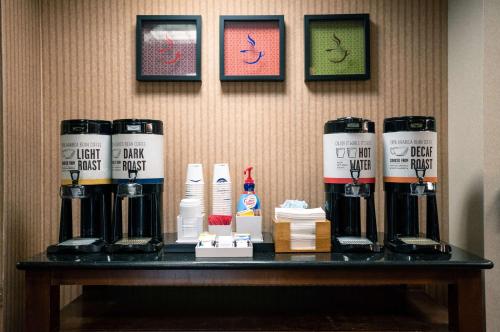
[275,207,325,222]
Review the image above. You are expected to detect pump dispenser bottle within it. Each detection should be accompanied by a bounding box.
[237,167,261,216]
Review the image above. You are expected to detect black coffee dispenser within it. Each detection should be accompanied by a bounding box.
[383,116,450,253]
[108,119,164,253]
[323,117,380,252]
[48,120,112,254]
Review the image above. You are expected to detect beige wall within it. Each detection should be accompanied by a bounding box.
[448,0,484,255]
[1,0,448,330]
[449,0,500,330]
[483,0,500,330]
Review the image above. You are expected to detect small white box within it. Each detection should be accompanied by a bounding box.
[236,216,263,242]
[208,223,232,236]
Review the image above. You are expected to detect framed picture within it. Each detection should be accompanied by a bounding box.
[136,15,201,81]
[304,14,370,81]
[220,15,285,81]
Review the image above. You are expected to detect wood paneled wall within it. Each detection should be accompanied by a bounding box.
[1,0,448,330]
[1,1,43,331]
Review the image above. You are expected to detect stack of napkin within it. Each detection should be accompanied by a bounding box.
[275,208,326,250]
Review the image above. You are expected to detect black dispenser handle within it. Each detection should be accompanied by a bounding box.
[426,195,440,241]
[112,193,123,243]
[59,199,73,242]
[365,194,377,243]
[151,192,161,241]
[98,190,112,243]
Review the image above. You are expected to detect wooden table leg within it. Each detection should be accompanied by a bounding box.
[448,271,485,331]
[25,271,59,332]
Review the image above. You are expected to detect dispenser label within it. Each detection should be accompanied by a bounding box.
[112,134,164,183]
[383,131,437,183]
[60,134,111,185]
[323,133,376,184]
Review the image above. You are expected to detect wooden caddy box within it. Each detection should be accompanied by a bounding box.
[273,219,331,253]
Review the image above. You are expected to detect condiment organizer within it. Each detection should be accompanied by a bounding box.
[195,235,253,258]
[235,216,263,242]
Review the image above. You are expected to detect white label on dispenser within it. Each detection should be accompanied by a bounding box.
[112,134,164,182]
[323,133,376,184]
[383,131,437,183]
[61,134,111,185]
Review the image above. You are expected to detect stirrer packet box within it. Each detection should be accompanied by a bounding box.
[235,215,263,242]
[195,233,253,258]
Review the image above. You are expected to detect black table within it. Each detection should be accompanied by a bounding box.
[17,243,493,332]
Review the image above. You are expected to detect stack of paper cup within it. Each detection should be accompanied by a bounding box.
[185,163,205,214]
[212,163,232,216]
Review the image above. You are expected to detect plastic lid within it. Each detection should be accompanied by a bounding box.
[324,117,375,134]
[112,119,163,135]
[61,119,112,135]
[384,116,436,133]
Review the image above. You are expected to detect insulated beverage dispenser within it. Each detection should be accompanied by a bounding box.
[48,119,112,254]
[109,119,164,252]
[383,116,450,253]
[323,117,379,252]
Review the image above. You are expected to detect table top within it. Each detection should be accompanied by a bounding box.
[17,236,493,271]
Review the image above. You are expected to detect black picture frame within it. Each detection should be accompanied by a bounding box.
[136,15,202,81]
[304,14,370,81]
[219,15,285,81]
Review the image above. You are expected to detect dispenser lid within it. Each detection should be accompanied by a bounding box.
[112,119,163,135]
[61,119,112,135]
[324,117,375,134]
[384,116,435,133]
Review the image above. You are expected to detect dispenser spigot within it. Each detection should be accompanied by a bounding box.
[70,170,80,185]
[128,169,138,183]
[345,166,370,197]
[410,167,436,196]
[350,167,360,185]
[117,169,143,198]
[60,170,88,199]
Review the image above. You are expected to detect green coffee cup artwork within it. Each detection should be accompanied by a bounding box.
[309,19,367,77]
[304,14,370,81]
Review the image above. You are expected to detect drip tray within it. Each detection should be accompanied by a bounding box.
[337,237,373,246]
[58,238,100,246]
[48,237,104,254]
[115,237,152,246]
[399,237,440,246]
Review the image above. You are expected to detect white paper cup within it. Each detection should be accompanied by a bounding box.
[186,163,204,183]
[213,163,231,184]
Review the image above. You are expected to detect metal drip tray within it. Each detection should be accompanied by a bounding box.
[58,238,100,246]
[115,237,152,246]
[399,237,440,246]
[337,237,373,245]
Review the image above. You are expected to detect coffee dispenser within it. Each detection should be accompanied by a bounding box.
[109,119,164,252]
[323,117,379,252]
[383,116,450,253]
[48,120,112,254]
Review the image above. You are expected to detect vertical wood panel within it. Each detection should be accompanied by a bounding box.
[1,1,42,330]
[1,0,448,330]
